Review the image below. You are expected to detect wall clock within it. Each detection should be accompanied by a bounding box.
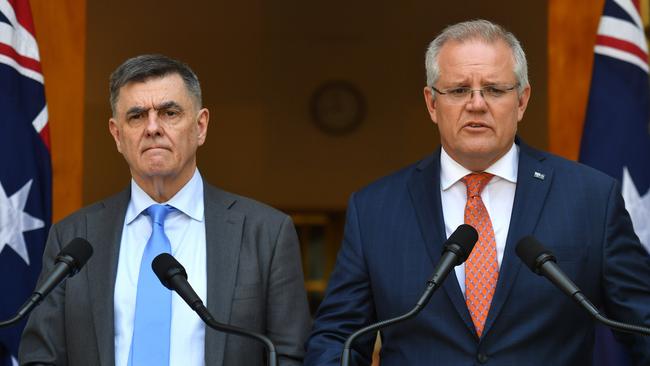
[310,80,366,136]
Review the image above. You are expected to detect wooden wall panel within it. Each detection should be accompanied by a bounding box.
[83,0,548,209]
[30,0,86,221]
[548,0,603,160]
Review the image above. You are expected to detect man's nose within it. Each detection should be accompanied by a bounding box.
[144,111,163,135]
[466,89,488,109]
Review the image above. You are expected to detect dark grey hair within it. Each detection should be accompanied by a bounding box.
[109,54,202,115]
[425,19,528,97]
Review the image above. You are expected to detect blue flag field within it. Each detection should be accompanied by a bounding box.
[0,0,51,364]
[580,0,650,364]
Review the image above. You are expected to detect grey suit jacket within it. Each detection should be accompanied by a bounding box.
[18,183,311,365]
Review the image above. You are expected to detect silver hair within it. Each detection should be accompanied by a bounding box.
[424,19,528,97]
[109,54,202,116]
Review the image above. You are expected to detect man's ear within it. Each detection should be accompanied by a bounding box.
[196,108,209,146]
[517,84,531,122]
[109,118,122,153]
[423,86,438,125]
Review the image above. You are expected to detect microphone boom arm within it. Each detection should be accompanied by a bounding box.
[574,292,650,336]
[0,293,41,328]
[517,237,650,337]
[339,224,478,366]
[0,238,93,329]
[341,281,436,366]
[154,254,278,366]
[341,244,462,366]
[190,301,278,366]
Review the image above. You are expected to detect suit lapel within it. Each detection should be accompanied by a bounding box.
[86,189,130,366]
[407,151,476,336]
[203,184,244,366]
[482,140,553,336]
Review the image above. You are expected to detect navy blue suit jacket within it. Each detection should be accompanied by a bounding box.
[305,141,650,365]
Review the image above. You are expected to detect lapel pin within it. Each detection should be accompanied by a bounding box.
[533,171,545,180]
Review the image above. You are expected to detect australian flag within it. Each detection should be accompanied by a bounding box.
[0,0,52,365]
[580,0,650,364]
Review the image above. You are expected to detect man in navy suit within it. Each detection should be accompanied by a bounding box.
[304,19,650,365]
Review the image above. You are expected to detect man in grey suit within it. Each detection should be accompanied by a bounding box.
[19,54,311,366]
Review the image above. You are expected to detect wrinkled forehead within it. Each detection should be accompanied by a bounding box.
[439,37,514,61]
[437,39,516,80]
[114,74,196,111]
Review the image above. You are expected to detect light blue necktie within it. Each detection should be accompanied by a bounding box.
[129,204,173,366]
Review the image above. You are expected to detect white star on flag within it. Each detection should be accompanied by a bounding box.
[0,179,45,265]
[622,166,650,251]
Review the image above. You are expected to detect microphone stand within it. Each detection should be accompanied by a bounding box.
[0,249,90,328]
[340,237,475,366]
[573,291,650,336]
[153,253,278,366]
[190,300,277,366]
[521,239,650,337]
[0,294,39,328]
[340,276,439,366]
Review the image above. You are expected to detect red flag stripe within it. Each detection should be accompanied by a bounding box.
[8,0,36,36]
[596,34,649,64]
[0,42,42,74]
[39,124,50,151]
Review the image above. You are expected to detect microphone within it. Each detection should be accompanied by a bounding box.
[0,238,93,328]
[152,253,278,366]
[341,224,478,366]
[516,236,650,336]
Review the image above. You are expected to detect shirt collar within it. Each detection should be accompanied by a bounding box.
[440,143,519,191]
[125,169,205,224]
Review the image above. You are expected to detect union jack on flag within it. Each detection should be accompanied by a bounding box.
[581,0,650,364]
[0,0,52,365]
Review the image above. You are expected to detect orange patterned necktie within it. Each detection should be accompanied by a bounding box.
[462,172,498,337]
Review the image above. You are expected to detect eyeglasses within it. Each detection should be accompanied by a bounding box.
[431,84,519,104]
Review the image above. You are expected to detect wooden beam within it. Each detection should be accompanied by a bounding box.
[547,0,603,161]
[31,0,86,221]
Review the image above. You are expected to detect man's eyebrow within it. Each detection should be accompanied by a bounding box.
[125,106,149,116]
[124,101,183,117]
[154,101,183,111]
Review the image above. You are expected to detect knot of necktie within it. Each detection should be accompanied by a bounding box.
[146,204,173,226]
[462,172,494,198]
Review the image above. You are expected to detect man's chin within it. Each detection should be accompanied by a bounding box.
[457,145,494,159]
[140,158,174,173]
[135,166,175,180]
[448,145,505,170]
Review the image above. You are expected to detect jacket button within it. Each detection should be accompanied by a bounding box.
[477,352,489,363]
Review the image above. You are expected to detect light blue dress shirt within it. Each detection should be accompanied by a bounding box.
[114,169,207,366]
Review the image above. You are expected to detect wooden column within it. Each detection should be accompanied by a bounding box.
[30,0,86,221]
[547,0,603,160]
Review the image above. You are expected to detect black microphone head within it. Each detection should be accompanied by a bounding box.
[152,253,188,290]
[516,236,556,274]
[57,238,93,275]
[445,224,479,263]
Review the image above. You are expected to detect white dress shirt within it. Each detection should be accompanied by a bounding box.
[114,169,207,366]
[439,144,519,297]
